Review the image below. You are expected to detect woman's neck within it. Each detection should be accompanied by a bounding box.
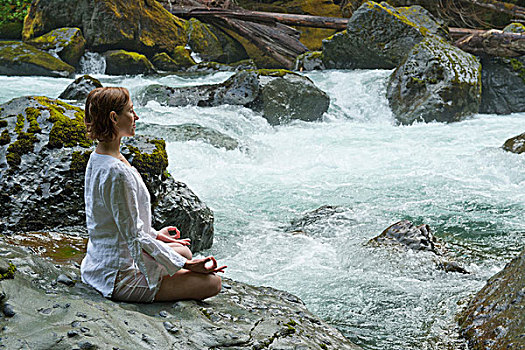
[96,138,121,157]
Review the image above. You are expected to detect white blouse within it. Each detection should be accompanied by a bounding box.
[80,152,187,298]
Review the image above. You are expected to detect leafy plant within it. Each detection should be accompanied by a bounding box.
[0,0,33,25]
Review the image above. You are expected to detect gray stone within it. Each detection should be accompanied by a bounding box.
[185,59,257,73]
[458,249,525,350]
[294,51,325,71]
[0,96,213,252]
[57,274,75,286]
[322,1,448,69]
[0,243,361,349]
[502,132,525,154]
[480,56,525,115]
[58,75,103,101]
[286,205,355,236]
[136,123,239,151]
[387,36,481,124]
[0,41,75,78]
[3,303,15,317]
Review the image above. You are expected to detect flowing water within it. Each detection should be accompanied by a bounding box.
[1,68,524,350]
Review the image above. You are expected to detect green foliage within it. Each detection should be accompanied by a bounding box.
[0,0,32,25]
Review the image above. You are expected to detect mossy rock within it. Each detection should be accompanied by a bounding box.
[387,35,481,124]
[186,59,257,73]
[458,249,525,350]
[503,22,525,34]
[206,25,248,64]
[104,50,156,75]
[0,41,74,77]
[0,21,23,40]
[185,19,224,63]
[58,75,103,101]
[23,0,187,57]
[27,27,86,67]
[480,56,525,114]
[294,51,325,71]
[322,1,447,69]
[152,51,194,72]
[502,132,525,154]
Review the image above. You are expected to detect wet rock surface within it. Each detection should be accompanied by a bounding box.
[0,243,361,350]
[58,75,103,101]
[0,96,213,252]
[104,50,156,75]
[286,205,355,236]
[137,123,239,150]
[458,249,525,350]
[370,220,469,273]
[480,56,525,115]
[138,69,330,125]
[387,35,481,124]
[0,41,74,78]
[502,132,525,154]
[27,27,86,67]
[322,1,447,69]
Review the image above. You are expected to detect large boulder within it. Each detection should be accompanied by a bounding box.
[386,36,481,124]
[0,96,213,252]
[104,50,156,75]
[139,69,330,125]
[0,41,74,77]
[23,0,187,57]
[322,1,448,69]
[27,27,86,67]
[458,249,525,350]
[58,74,103,101]
[0,243,361,349]
[0,0,30,40]
[480,56,525,115]
[151,50,195,72]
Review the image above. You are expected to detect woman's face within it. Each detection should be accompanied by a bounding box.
[116,99,139,138]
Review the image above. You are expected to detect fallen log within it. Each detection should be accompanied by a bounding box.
[455,29,525,57]
[458,0,525,21]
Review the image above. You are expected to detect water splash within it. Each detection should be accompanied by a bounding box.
[78,51,106,75]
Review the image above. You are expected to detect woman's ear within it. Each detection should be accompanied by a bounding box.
[109,111,118,125]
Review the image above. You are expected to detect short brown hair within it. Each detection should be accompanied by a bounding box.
[84,87,130,142]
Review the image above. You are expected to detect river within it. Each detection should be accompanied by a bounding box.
[1,67,523,350]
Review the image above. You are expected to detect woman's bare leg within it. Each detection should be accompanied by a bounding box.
[154,270,222,301]
[167,243,192,260]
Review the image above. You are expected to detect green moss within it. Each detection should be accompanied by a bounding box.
[127,138,169,180]
[509,58,525,84]
[0,262,16,280]
[0,41,74,73]
[25,107,42,133]
[70,150,92,173]
[6,131,37,166]
[34,96,92,149]
[0,129,10,145]
[254,69,296,77]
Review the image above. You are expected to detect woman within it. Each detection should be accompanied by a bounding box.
[81,87,225,303]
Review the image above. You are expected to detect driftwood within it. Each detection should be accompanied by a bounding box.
[458,0,525,21]
[455,29,525,57]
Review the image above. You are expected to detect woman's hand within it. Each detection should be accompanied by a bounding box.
[157,226,182,242]
[184,256,227,274]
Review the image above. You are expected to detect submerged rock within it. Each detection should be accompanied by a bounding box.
[139,69,329,125]
[322,1,448,69]
[387,36,481,124]
[286,205,355,236]
[27,27,86,67]
[370,220,468,273]
[0,41,74,77]
[0,243,361,349]
[136,123,239,150]
[58,75,103,101]
[104,50,156,75]
[480,56,525,115]
[458,249,525,350]
[502,132,525,154]
[0,96,213,252]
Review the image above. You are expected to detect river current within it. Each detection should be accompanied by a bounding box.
[1,68,523,350]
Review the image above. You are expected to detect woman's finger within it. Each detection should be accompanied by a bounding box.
[214,265,227,273]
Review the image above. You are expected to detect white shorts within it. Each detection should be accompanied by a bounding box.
[111,269,162,303]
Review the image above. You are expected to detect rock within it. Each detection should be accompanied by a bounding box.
[370,220,469,273]
[104,50,156,75]
[27,27,86,67]
[57,274,75,286]
[2,303,15,317]
[0,242,361,349]
[23,0,187,58]
[58,75,103,101]
[138,69,329,125]
[151,51,194,72]
[387,35,481,124]
[294,51,326,71]
[503,132,525,154]
[0,22,23,40]
[503,22,525,34]
[286,205,355,236]
[480,56,525,115]
[136,123,239,150]
[0,96,213,252]
[458,249,525,350]
[0,41,74,78]
[185,18,226,63]
[0,258,16,280]
[322,1,448,69]
[185,59,257,73]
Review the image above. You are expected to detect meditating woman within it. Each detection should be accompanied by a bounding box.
[81,87,225,303]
